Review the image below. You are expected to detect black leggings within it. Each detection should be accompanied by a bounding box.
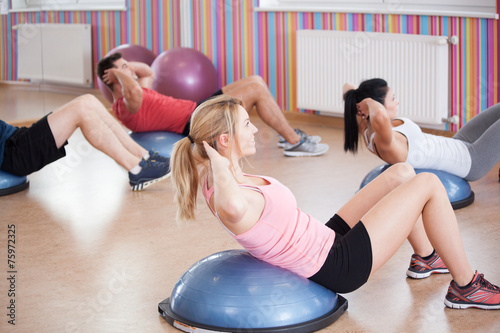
[309,214,373,293]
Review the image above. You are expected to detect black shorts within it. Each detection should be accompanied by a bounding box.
[309,214,373,293]
[1,114,67,176]
[182,89,224,136]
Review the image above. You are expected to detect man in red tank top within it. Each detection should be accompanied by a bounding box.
[97,53,329,157]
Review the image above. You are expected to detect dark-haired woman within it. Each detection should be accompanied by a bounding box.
[343,78,500,181]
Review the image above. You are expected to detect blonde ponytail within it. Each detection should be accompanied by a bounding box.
[171,137,202,222]
[170,95,243,222]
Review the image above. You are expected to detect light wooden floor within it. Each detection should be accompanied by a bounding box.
[1,84,499,333]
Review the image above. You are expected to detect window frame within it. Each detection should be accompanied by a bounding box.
[9,0,126,12]
[256,0,498,19]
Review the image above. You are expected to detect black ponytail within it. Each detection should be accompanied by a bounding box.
[343,89,360,153]
[343,78,389,154]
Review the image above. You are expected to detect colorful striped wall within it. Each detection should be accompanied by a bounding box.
[189,0,499,130]
[1,0,498,130]
[0,1,181,81]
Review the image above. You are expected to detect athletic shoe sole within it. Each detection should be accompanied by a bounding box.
[130,173,170,191]
[444,298,500,310]
[406,268,449,279]
[284,146,329,157]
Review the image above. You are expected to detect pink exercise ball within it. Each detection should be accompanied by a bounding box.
[151,47,218,103]
[97,44,157,103]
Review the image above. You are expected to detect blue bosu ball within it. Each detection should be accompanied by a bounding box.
[129,131,185,158]
[360,164,474,210]
[0,170,29,196]
[159,250,348,332]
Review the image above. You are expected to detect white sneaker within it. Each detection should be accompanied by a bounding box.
[284,138,329,157]
[277,128,321,148]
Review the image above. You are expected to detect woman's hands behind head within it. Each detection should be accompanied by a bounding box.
[356,98,373,120]
[343,82,356,100]
[203,141,230,171]
[357,98,387,120]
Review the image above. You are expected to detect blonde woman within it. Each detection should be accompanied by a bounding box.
[171,95,500,310]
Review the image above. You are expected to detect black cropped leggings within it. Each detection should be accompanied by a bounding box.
[309,214,373,294]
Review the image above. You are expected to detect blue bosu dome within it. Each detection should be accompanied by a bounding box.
[0,170,29,196]
[360,164,474,209]
[159,250,347,332]
[130,131,185,158]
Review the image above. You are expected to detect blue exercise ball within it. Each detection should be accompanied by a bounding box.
[130,131,185,158]
[159,250,347,332]
[359,164,474,210]
[0,170,29,196]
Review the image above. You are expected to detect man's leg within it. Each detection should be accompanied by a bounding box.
[222,76,301,144]
[47,94,144,170]
[47,94,170,190]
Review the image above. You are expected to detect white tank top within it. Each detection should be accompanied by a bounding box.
[393,117,471,178]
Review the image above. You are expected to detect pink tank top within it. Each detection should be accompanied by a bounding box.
[112,87,196,133]
[203,174,335,278]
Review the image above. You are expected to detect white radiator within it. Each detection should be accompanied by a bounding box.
[297,30,449,126]
[15,23,93,87]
